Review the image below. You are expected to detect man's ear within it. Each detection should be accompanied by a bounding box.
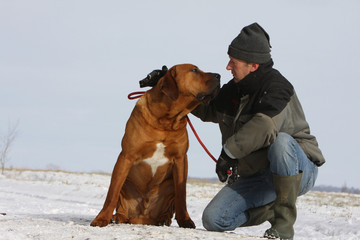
[160,68,179,101]
[250,63,259,72]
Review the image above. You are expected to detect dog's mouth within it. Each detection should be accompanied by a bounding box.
[194,72,221,103]
[196,85,220,103]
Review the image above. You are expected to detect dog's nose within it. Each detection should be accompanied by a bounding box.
[213,73,221,80]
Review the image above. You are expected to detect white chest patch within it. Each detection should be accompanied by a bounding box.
[143,143,169,176]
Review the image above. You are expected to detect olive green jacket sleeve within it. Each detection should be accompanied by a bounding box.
[225,113,277,160]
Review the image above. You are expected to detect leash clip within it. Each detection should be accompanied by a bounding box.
[226,169,232,183]
[226,168,240,185]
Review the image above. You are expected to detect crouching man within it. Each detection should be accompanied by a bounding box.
[192,22,325,240]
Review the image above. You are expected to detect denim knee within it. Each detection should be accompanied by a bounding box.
[202,204,247,232]
[202,206,224,232]
[268,132,298,176]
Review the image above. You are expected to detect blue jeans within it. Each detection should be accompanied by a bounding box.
[202,133,318,232]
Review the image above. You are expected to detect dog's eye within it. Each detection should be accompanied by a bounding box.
[192,68,199,73]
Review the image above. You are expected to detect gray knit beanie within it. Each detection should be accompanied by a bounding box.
[228,22,272,64]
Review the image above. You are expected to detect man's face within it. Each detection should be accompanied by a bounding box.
[226,56,259,83]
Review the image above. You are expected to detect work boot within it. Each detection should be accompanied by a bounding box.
[264,172,302,240]
[241,202,274,227]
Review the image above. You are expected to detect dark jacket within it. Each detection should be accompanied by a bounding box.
[192,60,325,178]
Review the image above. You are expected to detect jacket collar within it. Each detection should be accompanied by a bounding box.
[236,59,274,95]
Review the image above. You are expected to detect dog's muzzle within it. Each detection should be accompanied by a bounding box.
[196,73,221,102]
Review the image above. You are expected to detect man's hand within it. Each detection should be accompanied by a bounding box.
[216,149,239,184]
[139,65,168,88]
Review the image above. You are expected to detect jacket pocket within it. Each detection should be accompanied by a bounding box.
[237,148,270,178]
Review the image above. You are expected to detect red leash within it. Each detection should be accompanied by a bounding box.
[185,116,217,163]
[127,91,217,163]
[128,91,146,100]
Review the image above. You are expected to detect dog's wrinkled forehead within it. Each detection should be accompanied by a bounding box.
[172,64,199,76]
[170,64,205,87]
[176,64,209,83]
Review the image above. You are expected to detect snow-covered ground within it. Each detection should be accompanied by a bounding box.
[1,169,359,240]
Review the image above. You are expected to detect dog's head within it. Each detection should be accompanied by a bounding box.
[158,64,220,106]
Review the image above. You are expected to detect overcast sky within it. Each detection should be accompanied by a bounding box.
[1,0,360,188]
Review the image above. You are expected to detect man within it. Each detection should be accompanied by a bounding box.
[192,23,325,240]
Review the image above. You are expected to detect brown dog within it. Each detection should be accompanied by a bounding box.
[90,64,220,228]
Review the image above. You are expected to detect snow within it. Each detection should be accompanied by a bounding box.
[1,170,359,240]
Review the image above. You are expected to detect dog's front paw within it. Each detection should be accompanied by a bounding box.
[90,215,111,227]
[177,218,196,229]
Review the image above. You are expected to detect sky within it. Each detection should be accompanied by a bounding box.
[1,0,360,188]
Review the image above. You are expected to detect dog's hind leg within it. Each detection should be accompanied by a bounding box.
[112,212,129,224]
[113,179,145,224]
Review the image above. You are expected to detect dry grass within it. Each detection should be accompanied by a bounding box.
[300,190,360,208]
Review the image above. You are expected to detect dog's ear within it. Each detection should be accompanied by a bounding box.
[160,68,179,101]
